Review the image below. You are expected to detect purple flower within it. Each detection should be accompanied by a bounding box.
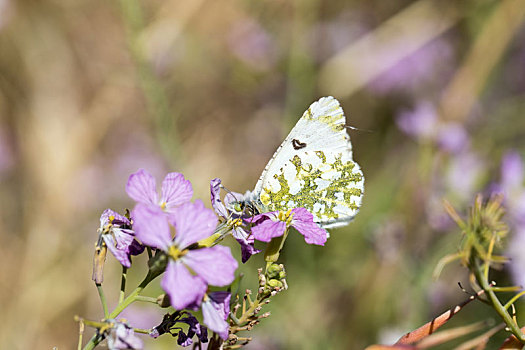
[446,151,484,201]
[201,292,231,340]
[178,313,208,346]
[496,151,525,286]
[149,311,207,346]
[248,208,328,246]
[436,123,469,154]
[507,225,525,287]
[502,151,524,191]
[396,101,437,141]
[227,19,277,72]
[499,151,525,224]
[210,178,260,263]
[396,102,469,154]
[99,209,144,267]
[132,201,238,310]
[368,38,454,95]
[126,168,193,214]
[107,320,143,350]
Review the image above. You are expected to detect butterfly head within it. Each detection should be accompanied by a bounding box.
[226,198,260,218]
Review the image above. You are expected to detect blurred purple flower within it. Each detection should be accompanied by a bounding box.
[436,123,469,154]
[247,208,328,246]
[132,201,237,310]
[397,101,469,154]
[210,178,260,263]
[107,320,143,350]
[126,168,193,214]
[99,209,144,267]
[507,226,525,287]
[494,151,525,285]
[369,38,454,94]
[307,11,368,62]
[227,19,277,71]
[201,291,231,340]
[446,151,485,201]
[501,151,524,191]
[499,151,525,223]
[396,101,437,141]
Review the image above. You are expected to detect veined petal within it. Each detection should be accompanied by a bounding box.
[132,204,172,250]
[161,260,207,310]
[210,178,228,218]
[107,321,143,350]
[161,172,193,211]
[100,209,130,228]
[502,151,524,190]
[291,208,328,246]
[126,169,158,205]
[251,219,286,242]
[232,226,260,263]
[244,211,277,224]
[171,200,217,249]
[102,234,132,268]
[183,246,237,286]
[202,292,231,340]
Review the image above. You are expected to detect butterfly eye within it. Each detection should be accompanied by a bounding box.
[232,202,244,213]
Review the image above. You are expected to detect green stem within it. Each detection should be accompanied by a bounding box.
[504,290,525,310]
[96,284,109,319]
[134,328,151,334]
[110,272,154,319]
[236,298,261,326]
[135,295,158,304]
[119,266,128,304]
[472,260,525,342]
[83,272,157,350]
[77,319,84,350]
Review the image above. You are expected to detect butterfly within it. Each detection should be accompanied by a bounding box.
[234,96,364,229]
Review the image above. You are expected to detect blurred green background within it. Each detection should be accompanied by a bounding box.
[1,0,525,349]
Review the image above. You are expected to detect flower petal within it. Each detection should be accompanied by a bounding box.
[171,200,217,249]
[132,204,172,250]
[251,219,286,242]
[183,246,237,286]
[161,172,193,211]
[244,211,278,225]
[103,234,132,268]
[291,208,328,246]
[502,151,524,190]
[126,169,158,205]
[107,321,144,350]
[100,209,130,228]
[202,292,231,340]
[210,178,228,218]
[232,226,260,263]
[161,260,207,310]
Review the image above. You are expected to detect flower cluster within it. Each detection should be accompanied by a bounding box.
[128,169,237,337]
[84,168,330,349]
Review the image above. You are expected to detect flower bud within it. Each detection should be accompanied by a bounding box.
[157,294,171,308]
[266,263,283,279]
[267,279,283,289]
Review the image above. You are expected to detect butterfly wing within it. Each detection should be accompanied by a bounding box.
[253,96,364,228]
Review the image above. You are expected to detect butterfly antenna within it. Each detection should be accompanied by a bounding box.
[345,125,373,133]
[220,183,234,195]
